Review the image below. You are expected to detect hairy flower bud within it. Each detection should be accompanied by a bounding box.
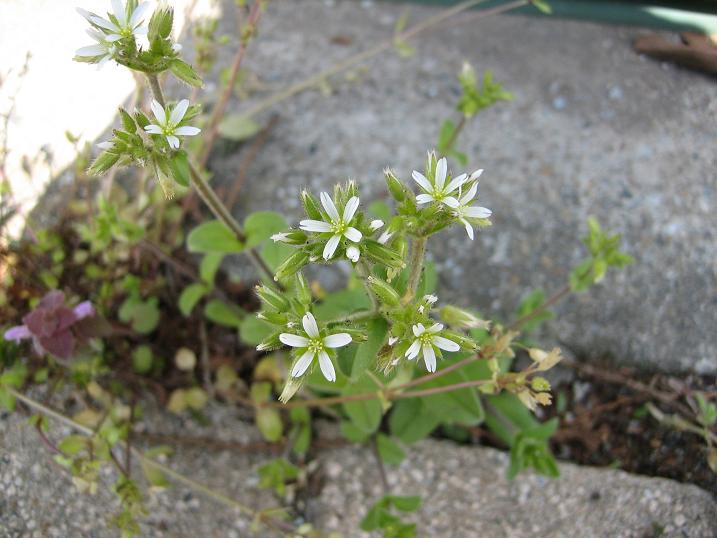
[440,305,491,330]
[367,276,401,307]
[274,250,309,281]
[255,285,289,312]
[295,273,312,306]
[300,190,323,220]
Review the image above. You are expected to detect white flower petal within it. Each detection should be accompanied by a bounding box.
[464,206,492,219]
[346,245,360,262]
[428,323,444,333]
[77,7,94,23]
[318,351,336,382]
[388,336,398,346]
[279,333,310,348]
[435,158,447,189]
[76,44,106,57]
[422,343,437,372]
[291,350,315,377]
[302,312,320,338]
[378,231,392,244]
[412,323,426,337]
[343,227,362,243]
[405,339,421,360]
[150,99,166,124]
[369,220,384,231]
[111,0,126,24]
[172,43,183,53]
[441,196,460,209]
[130,2,152,27]
[105,33,123,42]
[464,221,474,240]
[412,170,433,193]
[170,99,190,125]
[324,333,352,348]
[460,182,478,205]
[144,124,163,134]
[90,15,119,32]
[469,168,484,181]
[166,135,180,149]
[299,219,332,233]
[97,141,113,150]
[174,125,201,136]
[445,173,468,194]
[320,192,340,222]
[343,196,360,222]
[323,234,341,260]
[432,336,460,352]
[415,194,435,205]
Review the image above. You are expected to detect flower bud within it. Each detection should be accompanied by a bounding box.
[255,285,289,312]
[531,376,551,392]
[295,273,312,305]
[364,240,404,269]
[385,168,409,202]
[257,311,288,325]
[149,4,174,40]
[440,305,491,330]
[441,330,478,351]
[274,250,309,281]
[301,190,323,220]
[367,276,401,307]
[256,331,282,352]
[270,230,307,245]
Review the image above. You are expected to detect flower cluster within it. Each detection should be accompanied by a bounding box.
[144,99,201,150]
[75,1,150,64]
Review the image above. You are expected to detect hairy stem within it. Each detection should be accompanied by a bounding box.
[403,236,427,304]
[145,74,280,289]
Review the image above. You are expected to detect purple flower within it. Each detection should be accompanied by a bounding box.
[3,291,96,359]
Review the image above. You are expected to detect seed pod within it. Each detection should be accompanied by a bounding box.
[364,240,404,269]
[367,276,401,307]
[274,250,309,281]
[384,168,409,202]
[256,311,288,326]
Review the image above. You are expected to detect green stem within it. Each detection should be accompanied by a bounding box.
[441,115,466,155]
[356,260,379,312]
[145,74,280,289]
[403,236,427,304]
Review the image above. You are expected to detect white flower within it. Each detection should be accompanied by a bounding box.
[369,219,384,231]
[346,245,360,263]
[279,313,352,382]
[97,140,114,150]
[412,157,468,209]
[388,336,398,346]
[424,294,438,305]
[85,0,151,42]
[299,193,363,260]
[144,99,201,150]
[172,43,183,53]
[453,182,492,240]
[405,322,459,373]
[271,232,289,242]
[75,28,117,64]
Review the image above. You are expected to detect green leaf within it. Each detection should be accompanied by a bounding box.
[141,460,169,488]
[204,299,243,328]
[58,435,87,456]
[218,114,260,141]
[168,150,190,187]
[260,241,294,273]
[377,434,406,466]
[258,458,299,496]
[187,220,244,254]
[389,398,441,444]
[421,367,484,427]
[178,283,209,317]
[342,376,382,435]
[131,345,154,374]
[532,0,552,14]
[0,387,16,411]
[244,211,288,248]
[238,316,274,346]
[256,408,283,442]
[199,253,224,285]
[351,317,388,380]
[119,298,160,334]
[368,201,392,222]
[170,58,203,87]
[340,420,371,443]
